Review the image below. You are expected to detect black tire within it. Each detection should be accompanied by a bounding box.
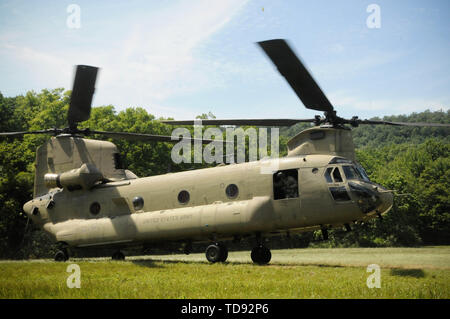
[205,244,221,263]
[112,251,125,260]
[217,243,228,262]
[251,246,261,263]
[54,250,68,262]
[260,246,271,264]
[251,246,271,265]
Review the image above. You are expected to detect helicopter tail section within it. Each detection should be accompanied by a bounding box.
[33,135,127,197]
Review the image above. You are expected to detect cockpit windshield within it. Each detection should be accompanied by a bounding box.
[342,165,359,180]
[327,158,371,183]
[342,164,371,182]
[355,165,370,182]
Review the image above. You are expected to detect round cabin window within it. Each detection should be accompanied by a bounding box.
[132,196,144,210]
[225,184,239,199]
[90,202,101,215]
[178,190,190,204]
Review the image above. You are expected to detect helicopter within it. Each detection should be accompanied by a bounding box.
[1,39,448,264]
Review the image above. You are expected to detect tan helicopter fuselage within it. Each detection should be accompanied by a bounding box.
[23,133,393,250]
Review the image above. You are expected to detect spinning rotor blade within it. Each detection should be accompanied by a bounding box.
[162,118,317,126]
[68,65,99,128]
[0,129,61,138]
[257,39,334,114]
[88,130,223,144]
[354,119,450,127]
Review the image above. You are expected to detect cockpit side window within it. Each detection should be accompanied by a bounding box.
[332,167,343,183]
[324,166,351,201]
[329,186,351,201]
[325,167,344,183]
[324,167,333,183]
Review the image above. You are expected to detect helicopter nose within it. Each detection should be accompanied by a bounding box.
[377,189,393,215]
[23,200,33,217]
[348,181,393,215]
[23,200,41,221]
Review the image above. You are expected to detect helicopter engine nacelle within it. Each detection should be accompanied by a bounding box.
[44,163,104,191]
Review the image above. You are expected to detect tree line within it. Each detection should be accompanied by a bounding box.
[0,89,448,258]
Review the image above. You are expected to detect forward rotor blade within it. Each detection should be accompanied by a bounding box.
[257,39,334,113]
[0,129,60,138]
[68,65,99,128]
[162,118,317,126]
[356,119,450,127]
[88,130,224,144]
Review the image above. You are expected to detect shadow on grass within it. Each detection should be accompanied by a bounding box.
[390,268,425,278]
[130,258,347,269]
[129,259,164,268]
[130,258,244,267]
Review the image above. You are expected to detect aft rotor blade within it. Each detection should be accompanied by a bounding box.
[68,65,99,127]
[356,119,450,127]
[88,130,224,144]
[257,39,334,113]
[162,118,317,126]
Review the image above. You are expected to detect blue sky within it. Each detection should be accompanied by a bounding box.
[0,0,449,120]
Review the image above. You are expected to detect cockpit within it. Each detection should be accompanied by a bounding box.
[269,156,392,217]
[324,157,392,215]
[325,157,371,183]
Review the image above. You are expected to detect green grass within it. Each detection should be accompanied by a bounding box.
[1,246,449,299]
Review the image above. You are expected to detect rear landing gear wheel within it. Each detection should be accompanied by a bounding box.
[217,243,228,262]
[251,246,271,265]
[54,249,69,262]
[112,251,125,260]
[205,243,228,263]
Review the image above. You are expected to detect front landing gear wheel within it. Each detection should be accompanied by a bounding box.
[54,249,69,262]
[112,251,125,260]
[205,243,228,263]
[251,246,271,265]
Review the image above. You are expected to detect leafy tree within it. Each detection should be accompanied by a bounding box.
[0,89,449,258]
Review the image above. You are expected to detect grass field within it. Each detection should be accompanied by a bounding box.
[0,246,449,299]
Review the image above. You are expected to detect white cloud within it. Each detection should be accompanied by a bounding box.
[95,0,250,105]
[0,0,249,113]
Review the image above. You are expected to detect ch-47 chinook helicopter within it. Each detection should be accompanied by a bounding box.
[1,39,448,264]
